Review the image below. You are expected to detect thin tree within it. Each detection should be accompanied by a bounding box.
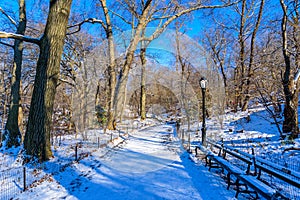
[233,0,265,111]
[280,0,300,138]
[241,0,265,111]
[139,29,153,121]
[2,0,27,147]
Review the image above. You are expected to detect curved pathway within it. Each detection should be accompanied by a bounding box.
[16,124,240,200]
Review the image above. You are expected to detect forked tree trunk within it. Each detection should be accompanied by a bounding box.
[5,0,26,147]
[113,11,149,121]
[24,0,72,161]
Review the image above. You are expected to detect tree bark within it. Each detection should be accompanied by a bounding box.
[5,0,26,147]
[175,27,191,131]
[140,44,147,120]
[241,0,264,111]
[280,0,299,137]
[113,3,151,121]
[100,0,117,130]
[24,0,72,161]
[235,0,246,111]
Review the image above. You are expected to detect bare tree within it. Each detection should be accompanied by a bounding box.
[0,0,73,161]
[24,0,73,161]
[106,0,238,129]
[1,0,27,148]
[99,0,117,130]
[280,0,300,138]
[139,38,147,120]
[240,0,265,111]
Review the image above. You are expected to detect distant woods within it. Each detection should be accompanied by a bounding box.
[0,0,299,162]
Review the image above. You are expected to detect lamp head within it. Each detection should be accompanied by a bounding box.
[199,77,207,89]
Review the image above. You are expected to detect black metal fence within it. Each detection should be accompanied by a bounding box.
[188,133,300,200]
[0,123,141,200]
[0,166,39,200]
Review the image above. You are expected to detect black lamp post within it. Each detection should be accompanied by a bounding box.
[199,77,208,146]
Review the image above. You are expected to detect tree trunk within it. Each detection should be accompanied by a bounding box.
[5,0,26,148]
[113,10,149,121]
[100,0,117,130]
[24,0,72,161]
[232,0,247,112]
[237,0,246,111]
[280,0,299,137]
[241,0,264,111]
[140,47,147,120]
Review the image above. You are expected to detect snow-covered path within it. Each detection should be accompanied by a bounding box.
[15,124,239,200]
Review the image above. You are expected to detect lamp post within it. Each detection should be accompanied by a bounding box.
[199,77,208,146]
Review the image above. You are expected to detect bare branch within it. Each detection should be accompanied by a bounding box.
[109,10,132,25]
[0,40,13,48]
[142,1,239,42]
[67,18,106,35]
[294,68,300,82]
[0,31,40,44]
[58,78,76,88]
[122,0,139,18]
[0,7,17,27]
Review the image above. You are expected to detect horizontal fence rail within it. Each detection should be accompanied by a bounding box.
[198,138,300,200]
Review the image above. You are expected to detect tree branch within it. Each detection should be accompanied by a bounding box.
[0,7,17,27]
[142,1,239,42]
[58,78,76,88]
[294,68,300,83]
[109,10,132,25]
[0,31,40,45]
[67,18,107,35]
[0,40,13,48]
[122,0,139,18]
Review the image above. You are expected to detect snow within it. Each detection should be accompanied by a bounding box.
[7,124,238,200]
[1,106,299,200]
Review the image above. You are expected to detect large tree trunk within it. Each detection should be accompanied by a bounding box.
[114,56,134,120]
[100,0,117,130]
[24,0,72,161]
[5,0,26,148]
[113,6,150,122]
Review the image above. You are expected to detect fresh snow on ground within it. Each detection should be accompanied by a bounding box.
[1,106,299,200]
[12,124,240,200]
